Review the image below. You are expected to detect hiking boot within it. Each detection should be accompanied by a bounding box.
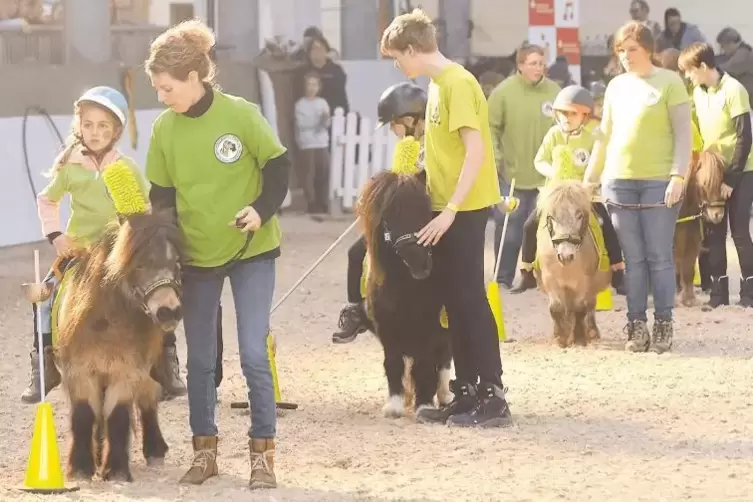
[21,346,61,404]
[415,380,477,424]
[509,269,537,294]
[447,382,513,428]
[179,436,218,485]
[650,319,674,354]
[153,345,187,398]
[249,438,276,490]
[705,276,729,308]
[332,302,368,344]
[738,277,753,308]
[612,270,627,295]
[624,320,650,353]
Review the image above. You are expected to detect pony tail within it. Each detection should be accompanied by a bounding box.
[46,134,81,177]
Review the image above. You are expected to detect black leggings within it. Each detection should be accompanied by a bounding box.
[434,208,502,386]
[346,235,367,303]
[706,171,753,278]
[520,202,623,266]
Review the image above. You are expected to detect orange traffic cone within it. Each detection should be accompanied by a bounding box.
[18,250,78,494]
[595,287,613,311]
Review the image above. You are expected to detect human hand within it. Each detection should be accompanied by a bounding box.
[664,176,684,207]
[416,208,456,246]
[232,205,261,233]
[52,234,76,258]
[498,196,519,213]
[721,183,733,199]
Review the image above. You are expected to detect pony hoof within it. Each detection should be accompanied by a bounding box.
[67,468,95,482]
[681,297,698,308]
[382,395,406,418]
[146,456,165,467]
[96,468,133,483]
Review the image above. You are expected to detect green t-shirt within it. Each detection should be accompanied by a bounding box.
[146,91,287,268]
[41,155,148,247]
[535,121,600,184]
[601,68,690,180]
[693,72,753,172]
[424,62,501,211]
[487,74,561,190]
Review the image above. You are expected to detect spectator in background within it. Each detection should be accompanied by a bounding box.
[299,35,350,116]
[294,72,331,215]
[479,70,505,98]
[548,56,576,88]
[628,0,661,40]
[656,8,706,52]
[717,27,753,100]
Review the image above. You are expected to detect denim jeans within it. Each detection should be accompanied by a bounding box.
[602,179,680,322]
[493,177,539,286]
[182,258,276,438]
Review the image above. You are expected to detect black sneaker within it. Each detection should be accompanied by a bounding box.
[332,303,368,344]
[447,382,513,428]
[739,277,753,308]
[509,269,536,294]
[650,319,673,354]
[415,380,477,424]
[624,319,650,353]
[705,276,729,308]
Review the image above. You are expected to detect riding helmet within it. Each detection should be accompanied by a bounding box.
[589,81,607,102]
[376,82,427,128]
[552,85,595,114]
[76,86,129,126]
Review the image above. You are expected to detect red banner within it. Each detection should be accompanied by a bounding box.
[529,0,555,26]
[556,27,581,65]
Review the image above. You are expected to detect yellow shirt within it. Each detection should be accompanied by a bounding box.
[424,62,501,211]
[693,72,753,172]
[601,67,690,180]
[535,121,600,184]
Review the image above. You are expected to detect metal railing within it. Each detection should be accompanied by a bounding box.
[0,24,165,65]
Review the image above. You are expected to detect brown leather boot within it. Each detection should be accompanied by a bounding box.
[248,438,276,489]
[179,436,218,485]
[21,347,61,404]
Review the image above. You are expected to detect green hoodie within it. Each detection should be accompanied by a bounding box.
[487,74,561,190]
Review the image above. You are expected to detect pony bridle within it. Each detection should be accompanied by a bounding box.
[383,223,432,265]
[137,277,182,317]
[545,214,586,248]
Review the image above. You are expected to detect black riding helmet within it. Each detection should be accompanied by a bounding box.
[376,82,427,129]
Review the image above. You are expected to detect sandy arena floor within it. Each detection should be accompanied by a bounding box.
[1,214,752,501]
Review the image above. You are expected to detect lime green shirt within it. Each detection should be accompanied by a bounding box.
[40,155,148,247]
[487,74,561,190]
[601,68,690,180]
[693,72,753,172]
[146,91,287,268]
[424,62,501,211]
[535,121,600,184]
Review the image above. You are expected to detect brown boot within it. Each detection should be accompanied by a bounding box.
[21,347,61,404]
[249,438,276,489]
[179,436,218,485]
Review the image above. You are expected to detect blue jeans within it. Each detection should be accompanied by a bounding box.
[493,178,539,286]
[182,258,276,438]
[602,179,680,322]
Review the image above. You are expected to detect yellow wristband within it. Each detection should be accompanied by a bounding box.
[446,202,459,213]
[671,175,684,181]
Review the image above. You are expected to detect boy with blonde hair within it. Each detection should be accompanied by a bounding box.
[380,9,513,428]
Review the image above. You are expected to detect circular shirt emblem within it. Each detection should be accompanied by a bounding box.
[573,148,590,166]
[214,134,243,163]
[541,101,554,117]
[644,89,660,106]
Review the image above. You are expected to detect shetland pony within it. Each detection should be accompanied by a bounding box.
[357,171,453,418]
[55,210,183,481]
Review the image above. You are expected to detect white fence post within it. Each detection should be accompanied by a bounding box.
[327,109,399,213]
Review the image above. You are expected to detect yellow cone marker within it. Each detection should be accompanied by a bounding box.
[595,287,613,311]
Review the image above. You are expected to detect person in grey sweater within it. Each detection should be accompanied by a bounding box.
[717,27,753,100]
[295,72,331,214]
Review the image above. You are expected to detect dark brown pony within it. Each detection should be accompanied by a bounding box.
[674,150,727,307]
[357,171,453,418]
[55,209,183,482]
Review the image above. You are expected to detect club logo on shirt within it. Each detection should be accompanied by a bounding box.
[541,101,554,118]
[644,89,660,106]
[428,104,440,126]
[214,134,243,163]
[573,148,590,166]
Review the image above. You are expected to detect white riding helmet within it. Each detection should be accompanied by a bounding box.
[76,86,128,127]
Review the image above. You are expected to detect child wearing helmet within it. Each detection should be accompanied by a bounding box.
[20,87,188,403]
[510,85,625,294]
[332,81,520,343]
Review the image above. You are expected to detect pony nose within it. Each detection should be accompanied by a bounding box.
[157,306,182,323]
[557,252,574,264]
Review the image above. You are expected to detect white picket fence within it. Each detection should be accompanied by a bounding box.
[328,107,400,210]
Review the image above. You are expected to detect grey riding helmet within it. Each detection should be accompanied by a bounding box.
[376,82,427,129]
[553,84,595,114]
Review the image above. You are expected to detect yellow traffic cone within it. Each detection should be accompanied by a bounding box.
[595,287,613,311]
[18,402,78,494]
[486,282,506,341]
[267,334,298,410]
[693,261,701,286]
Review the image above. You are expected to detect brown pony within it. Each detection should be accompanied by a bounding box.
[55,210,183,482]
[674,149,727,306]
[534,180,611,347]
